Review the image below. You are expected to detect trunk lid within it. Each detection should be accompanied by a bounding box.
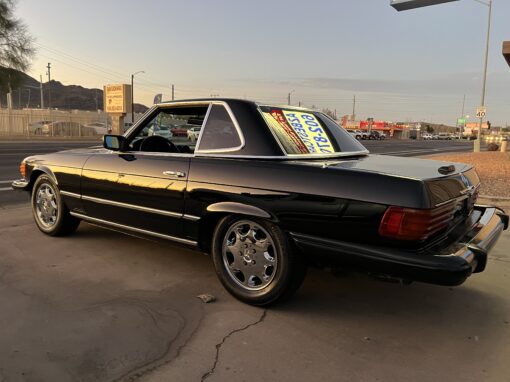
[296,154,480,209]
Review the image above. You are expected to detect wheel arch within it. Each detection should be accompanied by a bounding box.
[27,166,58,191]
[197,202,276,253]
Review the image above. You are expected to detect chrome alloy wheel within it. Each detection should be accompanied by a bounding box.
[222,220,278,291]
[35,183,58,228]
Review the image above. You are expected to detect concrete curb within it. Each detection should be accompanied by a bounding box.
[479,195,510,201]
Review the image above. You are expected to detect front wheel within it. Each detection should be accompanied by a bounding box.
[31,175,80,236]
[211,216,306,306]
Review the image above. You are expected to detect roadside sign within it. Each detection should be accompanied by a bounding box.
[103,84,132,114]
[457,118,466,126]
[476,107,486,118]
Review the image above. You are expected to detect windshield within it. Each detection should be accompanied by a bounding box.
[259,106,367,156]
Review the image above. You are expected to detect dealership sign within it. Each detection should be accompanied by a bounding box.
[103,84,132,114]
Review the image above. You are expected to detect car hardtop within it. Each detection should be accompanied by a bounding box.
[125,98,368,160]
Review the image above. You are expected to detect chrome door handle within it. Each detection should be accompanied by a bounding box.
[163,170,186,178]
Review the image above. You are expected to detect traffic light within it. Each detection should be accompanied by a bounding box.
[487,121,491,130]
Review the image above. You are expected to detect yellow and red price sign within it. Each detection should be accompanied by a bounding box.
[282,111,335,154]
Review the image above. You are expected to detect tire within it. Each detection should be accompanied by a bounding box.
[31,174,80,236]
[211,216,307,306]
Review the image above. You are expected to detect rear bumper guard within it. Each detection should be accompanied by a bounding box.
[290,205,508,286]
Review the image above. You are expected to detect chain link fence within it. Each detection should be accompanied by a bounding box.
[0,109,112,137]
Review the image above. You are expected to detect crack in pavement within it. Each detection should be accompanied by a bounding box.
[201,309,267,382]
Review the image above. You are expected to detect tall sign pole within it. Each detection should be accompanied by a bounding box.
[475,0,492,152]
[104,84,132,135]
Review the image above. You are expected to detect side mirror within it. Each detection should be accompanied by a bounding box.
[103,135,126,151]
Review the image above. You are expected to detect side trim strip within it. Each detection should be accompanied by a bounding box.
[60,191,81,199]
[183,214,200,221]
[70,212,198,246]
[81,194,182,218]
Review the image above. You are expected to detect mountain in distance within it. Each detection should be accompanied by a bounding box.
[0,68,149,113]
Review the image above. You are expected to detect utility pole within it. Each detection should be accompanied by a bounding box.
[171,84,175,101]
[46,63,51,109]
[288,90,295,105]
[352,95,356,120]
[461,94,466,119]
[39,75,44,109]
[131,70,145,123]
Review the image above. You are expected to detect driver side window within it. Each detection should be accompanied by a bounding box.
[129,105,208,153]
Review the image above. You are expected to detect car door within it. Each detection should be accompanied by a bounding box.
[80,104,209,240]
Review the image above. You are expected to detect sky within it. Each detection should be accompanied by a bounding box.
[16,0,510,125]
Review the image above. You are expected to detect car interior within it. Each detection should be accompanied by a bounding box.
[128,106,207,154]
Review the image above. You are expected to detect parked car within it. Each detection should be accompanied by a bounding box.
[170,126,188,137]
[348,130,361,140]
[44,121,86,136]
[83,122,110,135]
[187,126,201,142]
[368,131,386,140]
[12,99,508,306]
[27,120,53,135]
[356,130,369,140]
[148,123,173,139]
[422,133,433,140]
[437,133,452,140]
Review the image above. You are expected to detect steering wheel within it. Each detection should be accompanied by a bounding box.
[139,135,180,153]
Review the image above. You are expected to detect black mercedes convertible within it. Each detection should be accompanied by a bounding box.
[12,99,508,305]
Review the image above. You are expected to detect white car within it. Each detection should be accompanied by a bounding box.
[83,122,110,135]
[347,130,362,140]
[148,124,173,138]
[422,133,433,140]
[437,133,451,140]
[187,126,201,142]
[27,120,52,135]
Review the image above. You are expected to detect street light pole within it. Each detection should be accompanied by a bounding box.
[131,70,145,123]
[391,0,493,152]
[475,0,492,151]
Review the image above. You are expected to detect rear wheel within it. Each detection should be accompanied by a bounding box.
[211,216,307,306]
[31,175,80,236]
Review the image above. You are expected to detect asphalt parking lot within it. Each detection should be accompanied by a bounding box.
[1,138,507,382]
[1,205,509,381]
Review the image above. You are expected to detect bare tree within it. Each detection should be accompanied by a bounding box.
[0,0,35,71]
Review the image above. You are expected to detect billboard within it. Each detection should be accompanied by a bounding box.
[390,0,459,11]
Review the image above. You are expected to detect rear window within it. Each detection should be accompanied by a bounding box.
[259,106,366,155]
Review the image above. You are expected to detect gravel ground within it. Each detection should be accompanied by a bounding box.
[425,152,510,209]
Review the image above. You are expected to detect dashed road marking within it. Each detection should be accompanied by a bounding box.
[0,187,12,192]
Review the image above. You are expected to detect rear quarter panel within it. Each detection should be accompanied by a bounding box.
[186,157,426,246]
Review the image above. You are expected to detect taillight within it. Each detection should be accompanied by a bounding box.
[19,162,27,179]
[379,204,455,241]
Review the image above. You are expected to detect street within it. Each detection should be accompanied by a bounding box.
[0,139,478,209]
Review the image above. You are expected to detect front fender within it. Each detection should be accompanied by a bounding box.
[28,165,59,189]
